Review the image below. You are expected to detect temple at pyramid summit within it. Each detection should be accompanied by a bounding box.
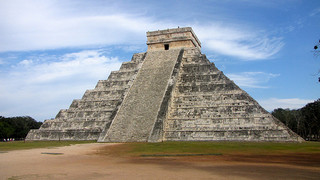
[26,27,303,142]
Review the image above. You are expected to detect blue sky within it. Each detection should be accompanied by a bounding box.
[0,0,319,121]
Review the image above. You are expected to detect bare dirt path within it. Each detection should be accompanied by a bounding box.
[0,143,319,180]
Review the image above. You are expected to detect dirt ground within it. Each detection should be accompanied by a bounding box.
[0,143,320,180]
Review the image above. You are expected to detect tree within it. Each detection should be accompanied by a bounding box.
[0,116,42,140]
[301,100,320,140]
[272,99,320,141]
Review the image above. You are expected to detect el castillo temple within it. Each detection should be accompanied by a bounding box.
[26,27,303,142]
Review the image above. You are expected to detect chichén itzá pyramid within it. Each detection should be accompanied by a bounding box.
[26,27,303,142]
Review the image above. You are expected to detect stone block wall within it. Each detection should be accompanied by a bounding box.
[163,48,303,142]
[147,27,201,51]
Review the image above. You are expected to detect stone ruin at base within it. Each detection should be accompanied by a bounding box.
[26,27,304,142]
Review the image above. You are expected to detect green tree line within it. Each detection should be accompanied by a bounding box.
[0,116,42,141]
[272,99,320,141]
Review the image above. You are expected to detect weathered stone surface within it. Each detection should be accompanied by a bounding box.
[26,27,303,142]
[26,53,146,140]
[98,49,183,142]
[147,27,201,51]
[163,48,302,142]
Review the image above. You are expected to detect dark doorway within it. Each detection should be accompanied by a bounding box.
[164,44,169,50]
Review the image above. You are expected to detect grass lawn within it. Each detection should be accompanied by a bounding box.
[100,141,320,157]
[0,140,95,151]
[2,140,320,157]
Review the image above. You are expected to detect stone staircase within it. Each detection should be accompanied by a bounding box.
[98,49,183,142]
[26,52,146,140]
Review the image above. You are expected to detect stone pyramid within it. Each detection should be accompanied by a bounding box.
[26,27,303,142]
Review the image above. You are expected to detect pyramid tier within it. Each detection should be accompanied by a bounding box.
[163,48,301,141]
[25,53,146,140]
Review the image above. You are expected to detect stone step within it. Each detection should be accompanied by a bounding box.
[55,109,114,119]
[119,62,140,71]
[172,93,249,102]
[40,120,108,129]
[99,49,183,142]
[165,115,276,126]
[163,130,292,141]
[130,52,147,63]
[177,82,238,93]
[181,64,217,73]
[167,115,271,121]
[170,102,256,108]
[164,125,279,131]
[108,70,139,80]
[168,113,260,119]
[95,79,131,89]
[179,73,224,83]
[82,89,126,99]
[69,99,120,110]
[25,129,101,141]
[176,80,230,87]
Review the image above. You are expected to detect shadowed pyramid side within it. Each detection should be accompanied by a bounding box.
[163,48,303,142]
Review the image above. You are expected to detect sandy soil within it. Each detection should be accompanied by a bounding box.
[0,143,319,180]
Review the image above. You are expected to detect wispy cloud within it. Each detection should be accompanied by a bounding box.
[195,25,284,60]
[0,1,167,52]
[227,72,279,88]
[0,49,122,120]
[258,98,314,111]
[0,1,284,61]
[0,0,317,122]
[310,7,320,16]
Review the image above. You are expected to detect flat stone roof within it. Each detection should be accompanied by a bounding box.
[146,27,201,48]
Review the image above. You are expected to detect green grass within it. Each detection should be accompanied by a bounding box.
[2,141,320,157]
[0,140,95,151]
[103,141,320,157]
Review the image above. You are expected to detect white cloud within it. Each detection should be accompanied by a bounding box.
[0,1,284,61]
[0,0,296,122]
[10,50,120,84]
[227,72,279,88]
[18,59,33,66]
[195,25,284,60]
[258,98,314,111]
[0,49,122,121]
[0,1,168,52]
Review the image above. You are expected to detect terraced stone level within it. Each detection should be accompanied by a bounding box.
[26,53,146,140]
[163,48,301,141]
